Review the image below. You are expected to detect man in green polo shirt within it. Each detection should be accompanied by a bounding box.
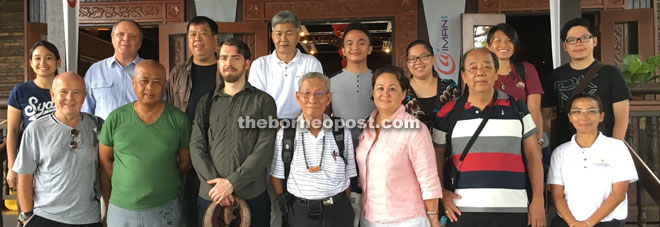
[99,60,191,227]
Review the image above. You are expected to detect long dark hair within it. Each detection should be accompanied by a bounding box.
[30,40,61,75]
[30,40,61,60]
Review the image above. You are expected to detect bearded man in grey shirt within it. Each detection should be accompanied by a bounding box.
[14,72,103,227]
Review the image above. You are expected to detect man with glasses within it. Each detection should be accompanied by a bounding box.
[271,72,357,227]
[99,60,191,227]
[328,22,376,148]
[190,38,276,227]
[541,18,631,148]
[433,48,545,227]
[14,72,103,227]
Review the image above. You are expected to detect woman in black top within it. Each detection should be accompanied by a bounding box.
[403,40,459,130]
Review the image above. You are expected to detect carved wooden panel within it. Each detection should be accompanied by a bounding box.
[234,34,257,62]
[581,0,604,8]
[605,0,626,9]
[600,9,654,67]
[245,1,264,21]
[169,34,186,71]
[79,1,184,24]
[613,23,627,68]
[166,3,183,20]
[263,1,394,19]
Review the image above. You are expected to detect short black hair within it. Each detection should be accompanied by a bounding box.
[372,65,410,92]
[30,40,61,75]
[560,18,597,42]
[219,38,251,60]
[486,23,520,60]
[459,48,499,72]
[342,22,372,47]
[187,16,218,35]
[31,40,60,60]
[569,92,604,112]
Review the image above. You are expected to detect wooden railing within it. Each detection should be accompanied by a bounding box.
[627,111,660,226]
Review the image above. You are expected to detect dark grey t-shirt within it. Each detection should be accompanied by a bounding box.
[329,69,376,147]
[14,113,101,224]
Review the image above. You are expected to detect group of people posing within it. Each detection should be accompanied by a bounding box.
[4,9,638,227]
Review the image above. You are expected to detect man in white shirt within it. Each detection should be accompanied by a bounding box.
[248,10,323,119]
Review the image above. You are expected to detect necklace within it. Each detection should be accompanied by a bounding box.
[300,133,325,172]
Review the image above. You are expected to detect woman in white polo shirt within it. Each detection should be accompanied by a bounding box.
[548,92,638,227]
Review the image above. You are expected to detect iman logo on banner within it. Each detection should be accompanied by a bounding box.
[67,0,77,8]
[423,0,465,81]
[435,52,456,75]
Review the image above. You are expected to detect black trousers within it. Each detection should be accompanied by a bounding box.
[25,215,101,227]
[182,168,200,227]
[288,194,354,227]
[197,191,271,227]
[550,216,623,227]
[447,212,527,227]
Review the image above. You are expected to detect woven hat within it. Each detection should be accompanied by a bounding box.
[202,197,251,227]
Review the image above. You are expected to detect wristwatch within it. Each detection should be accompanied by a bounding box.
[18,211,33,222]
[537,137,545,145]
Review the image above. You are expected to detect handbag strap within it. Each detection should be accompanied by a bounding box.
[457,91,498,163]
[570,61,604,97]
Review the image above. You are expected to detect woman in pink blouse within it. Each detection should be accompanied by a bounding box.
[356,66,443,227]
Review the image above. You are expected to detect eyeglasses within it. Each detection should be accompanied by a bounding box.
[464,64,495,74]
[406,53,432,63]
[69,129,79,151]
[568,108,601,116]
[299,91,328,100]
[564,35,593,45]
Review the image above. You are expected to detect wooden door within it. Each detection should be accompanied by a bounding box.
[461,13,506,54]
[459,13,506,91]
[600,9,656,67]
[158,22,268,78]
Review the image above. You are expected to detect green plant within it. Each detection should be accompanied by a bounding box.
[622,54,660,83]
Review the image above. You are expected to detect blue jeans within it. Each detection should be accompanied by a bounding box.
[107,198,181,227]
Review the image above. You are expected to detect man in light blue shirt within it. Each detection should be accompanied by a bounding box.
[82,19,144,119]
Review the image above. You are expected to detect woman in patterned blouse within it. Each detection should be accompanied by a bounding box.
[403,40,460,131]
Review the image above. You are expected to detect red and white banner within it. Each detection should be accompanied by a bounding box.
[63,0,79,72]
[423,0,465,82]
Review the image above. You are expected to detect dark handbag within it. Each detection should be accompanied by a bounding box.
[443,92,497,191]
